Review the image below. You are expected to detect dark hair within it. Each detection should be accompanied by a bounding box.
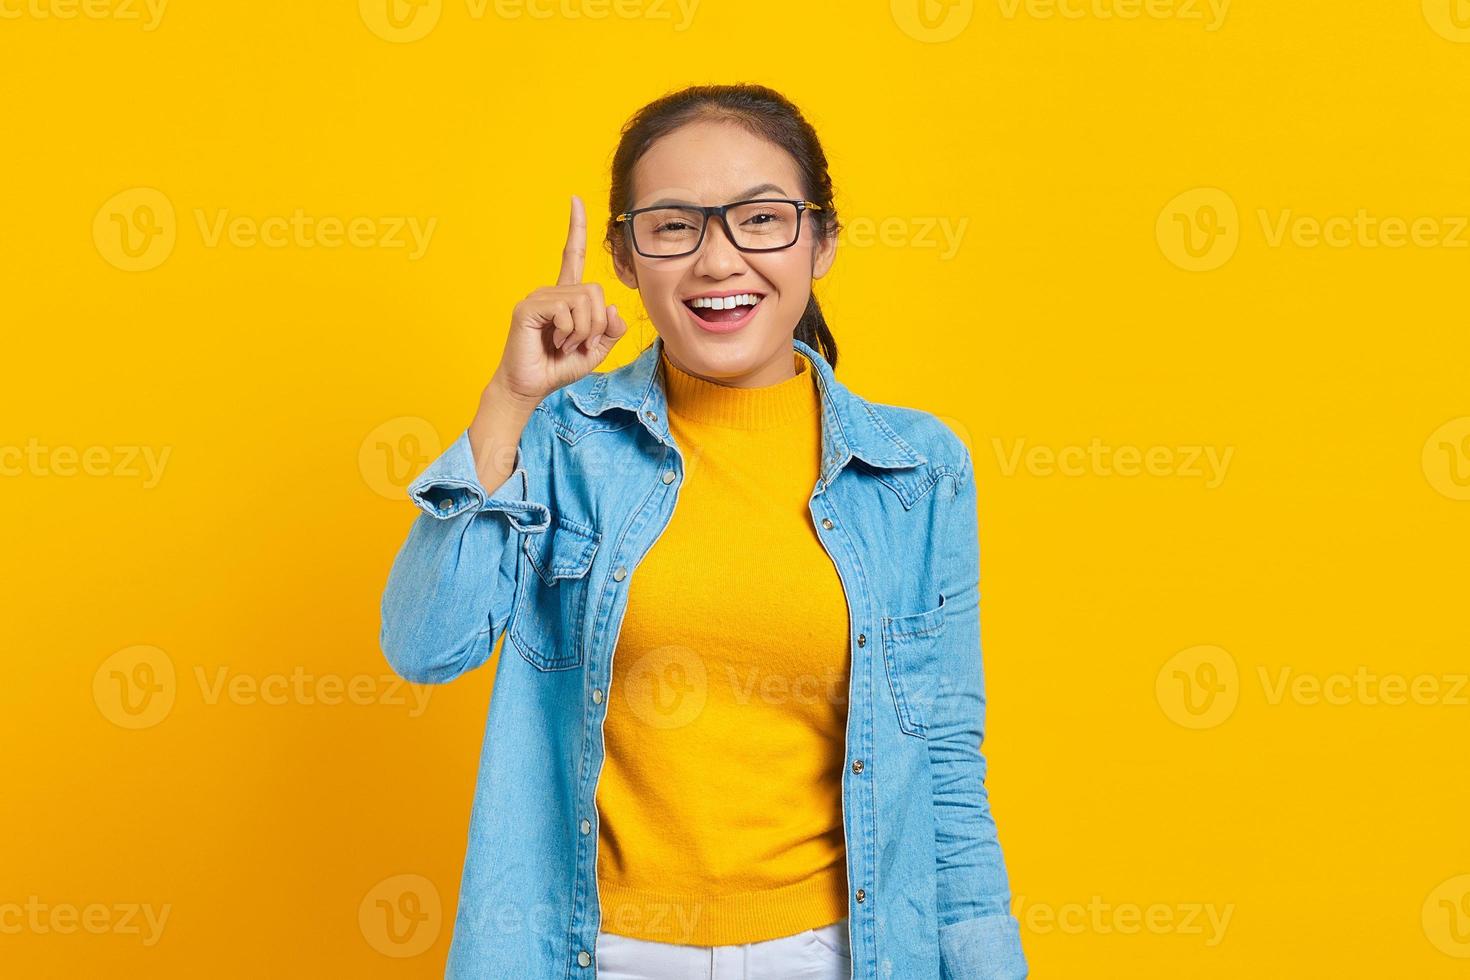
[602,83,841,370]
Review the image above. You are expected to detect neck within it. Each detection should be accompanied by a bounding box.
[661,340,799,389]
[660,345,818,430]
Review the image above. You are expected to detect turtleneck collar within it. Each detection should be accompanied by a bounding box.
[659,348,820,430]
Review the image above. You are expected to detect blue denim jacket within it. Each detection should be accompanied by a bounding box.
[379,335,1028,980]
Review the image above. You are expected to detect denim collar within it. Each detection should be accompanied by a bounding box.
[565,333,927,484]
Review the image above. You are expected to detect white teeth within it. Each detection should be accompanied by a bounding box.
[688,293,760,309]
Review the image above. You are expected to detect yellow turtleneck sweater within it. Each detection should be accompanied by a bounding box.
[594,346,852,947]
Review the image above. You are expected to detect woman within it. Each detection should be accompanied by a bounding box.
[380,83,1028,980]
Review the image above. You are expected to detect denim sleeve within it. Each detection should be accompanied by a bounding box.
[379,421,551,685]
[932,445,1029,980]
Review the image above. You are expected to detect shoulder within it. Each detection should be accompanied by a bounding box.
[862,398,972,478]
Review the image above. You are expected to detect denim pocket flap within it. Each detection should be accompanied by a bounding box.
[524,517,599,586]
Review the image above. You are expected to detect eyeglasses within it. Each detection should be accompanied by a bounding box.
[614,198,824,258]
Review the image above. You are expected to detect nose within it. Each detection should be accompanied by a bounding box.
[690,215,745,278]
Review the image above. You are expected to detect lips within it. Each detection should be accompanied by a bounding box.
[682,293,763,334]
[683,293,764,324]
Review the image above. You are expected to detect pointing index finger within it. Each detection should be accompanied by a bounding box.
[558,194,586,285]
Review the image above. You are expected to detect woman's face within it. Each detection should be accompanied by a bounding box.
[613,119,836,387]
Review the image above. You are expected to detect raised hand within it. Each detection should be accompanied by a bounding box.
[493,194,632,405]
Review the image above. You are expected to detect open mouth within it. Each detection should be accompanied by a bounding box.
[683,292,764,325]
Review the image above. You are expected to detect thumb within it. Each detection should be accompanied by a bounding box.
[604,303,631,341]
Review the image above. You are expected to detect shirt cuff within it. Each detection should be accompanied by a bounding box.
[405,427,551,533]
[939,911,1029,980]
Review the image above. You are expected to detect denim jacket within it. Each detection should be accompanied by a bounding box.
[379,335,1028,980]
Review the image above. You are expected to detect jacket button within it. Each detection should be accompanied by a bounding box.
[578,950,591,967]
[592,689,603,704]
[662,470,675,484]
[856,888,866,903]
[851,759,864,774]
[581,818,591,834]
[613,566,627,581]
[644,410,658,423]
[821,518,834,530]
[857,633,865,647]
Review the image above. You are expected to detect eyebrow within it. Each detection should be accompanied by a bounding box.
[645,183,790,207]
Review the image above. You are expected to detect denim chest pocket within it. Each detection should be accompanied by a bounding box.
[508,516,600,671]
[881,593,947,738]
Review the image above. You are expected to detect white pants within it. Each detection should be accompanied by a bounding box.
[595,918,852,980]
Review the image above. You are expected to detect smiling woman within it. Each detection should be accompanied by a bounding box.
[379,82,1028,980]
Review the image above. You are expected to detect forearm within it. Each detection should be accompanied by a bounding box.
[467,373,541,493]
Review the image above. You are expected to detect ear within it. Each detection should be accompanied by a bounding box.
[612,246,640,290]
[811,228,837,281]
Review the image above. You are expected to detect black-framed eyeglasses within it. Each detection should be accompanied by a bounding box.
[614,198,824,258]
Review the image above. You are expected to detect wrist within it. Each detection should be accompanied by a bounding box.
[482,371,543,418]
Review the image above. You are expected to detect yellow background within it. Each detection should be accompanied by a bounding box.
[3,0,1469,976]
